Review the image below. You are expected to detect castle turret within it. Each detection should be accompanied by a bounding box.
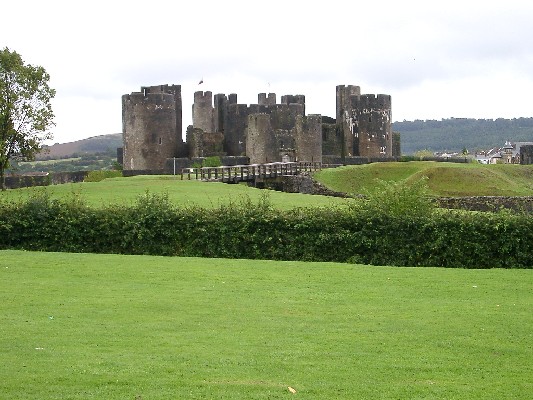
[336,85,361,157]
[334,85,391,158]
[192,91,214,133]
[214,93,228,133]
[351,94,392,157]
[122,84,183,171]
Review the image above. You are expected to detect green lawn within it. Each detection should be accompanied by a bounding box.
[1,250,531,399]
[314,162,533,197]
[0,175,351,210]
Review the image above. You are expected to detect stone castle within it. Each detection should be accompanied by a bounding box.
[121,84,399,173]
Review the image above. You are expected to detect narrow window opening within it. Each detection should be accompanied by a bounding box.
[158,137,163,145]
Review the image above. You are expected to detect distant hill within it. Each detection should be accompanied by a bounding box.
[37,133,122,160]
[393,117,533,155]
[36,117,533,160]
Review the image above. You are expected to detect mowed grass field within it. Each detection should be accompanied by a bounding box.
[1,250,531,399]
[0,175,351,209]
[314,162,533,197]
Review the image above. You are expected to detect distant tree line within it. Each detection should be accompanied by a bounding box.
[8,152,118,174]
[393,117,533,155]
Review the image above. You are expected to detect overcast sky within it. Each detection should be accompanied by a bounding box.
[2,0,533,144]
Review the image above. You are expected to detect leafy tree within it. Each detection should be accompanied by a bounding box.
[0,48,55,190]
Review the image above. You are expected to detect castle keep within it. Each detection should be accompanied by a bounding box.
[122,84,395,172]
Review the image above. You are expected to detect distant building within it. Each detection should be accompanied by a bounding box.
[475,141,533,164]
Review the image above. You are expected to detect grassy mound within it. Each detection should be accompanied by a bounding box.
[314,162,533,197]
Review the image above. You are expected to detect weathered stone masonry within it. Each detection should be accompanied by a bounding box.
[122,84,186,172]
[122,84,396,173]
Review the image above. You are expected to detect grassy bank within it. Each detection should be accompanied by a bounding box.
[314,162,533,197]
[0,175,350,210]
[1,250,531,399]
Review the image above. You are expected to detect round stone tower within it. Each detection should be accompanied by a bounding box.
[246,114,277,164]
[352,94,392,157]
[295,114,322,162]
[122,86,182,171]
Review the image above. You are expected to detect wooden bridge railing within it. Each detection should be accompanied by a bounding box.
[179,161,322,182]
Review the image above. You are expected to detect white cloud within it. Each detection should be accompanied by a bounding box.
[2,0,533,144]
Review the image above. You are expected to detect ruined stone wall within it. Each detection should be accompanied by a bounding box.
[274,129,296,162]
[255,103,305,162]
[281,94,306,115]
[186,126,225,158]
[192,91,214,133]
[336,85,361,157]
[225,103,248,156]
[122,88,182,171]
[269,103,304,131]
[214,93,228,133]
[350,94,392,157]
[322,122,342,156]
[295,114,322,162]
[437,196,533,213]
[520,145,533,165]
[186,126,204,158]
[240,98,309,163]
[246,114,278,163]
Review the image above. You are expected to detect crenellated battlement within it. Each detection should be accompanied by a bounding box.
[122,82,394,167]
[281,94,305,106]
[142,84,181,96]
[228,93,238,104]
[336,85,361,95]
[227,103,248,115]
[258,92,277,106]
[194,91,213,103]
[353,94,391,109]
[123,92,176,107]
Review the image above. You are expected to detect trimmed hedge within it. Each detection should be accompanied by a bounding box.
[0,190,532,268]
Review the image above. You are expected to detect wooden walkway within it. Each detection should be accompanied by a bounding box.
[179,162,322,183]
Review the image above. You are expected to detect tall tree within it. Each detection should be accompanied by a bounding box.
[0,47,55,190]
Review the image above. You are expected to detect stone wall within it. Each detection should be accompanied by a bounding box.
[295,114,322,162]
[4,171,89,189]
[225,103,248,156]
[520,145,533,165]
[437,196,533,212]
[246,114,277,164]
[186,126,224,158]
